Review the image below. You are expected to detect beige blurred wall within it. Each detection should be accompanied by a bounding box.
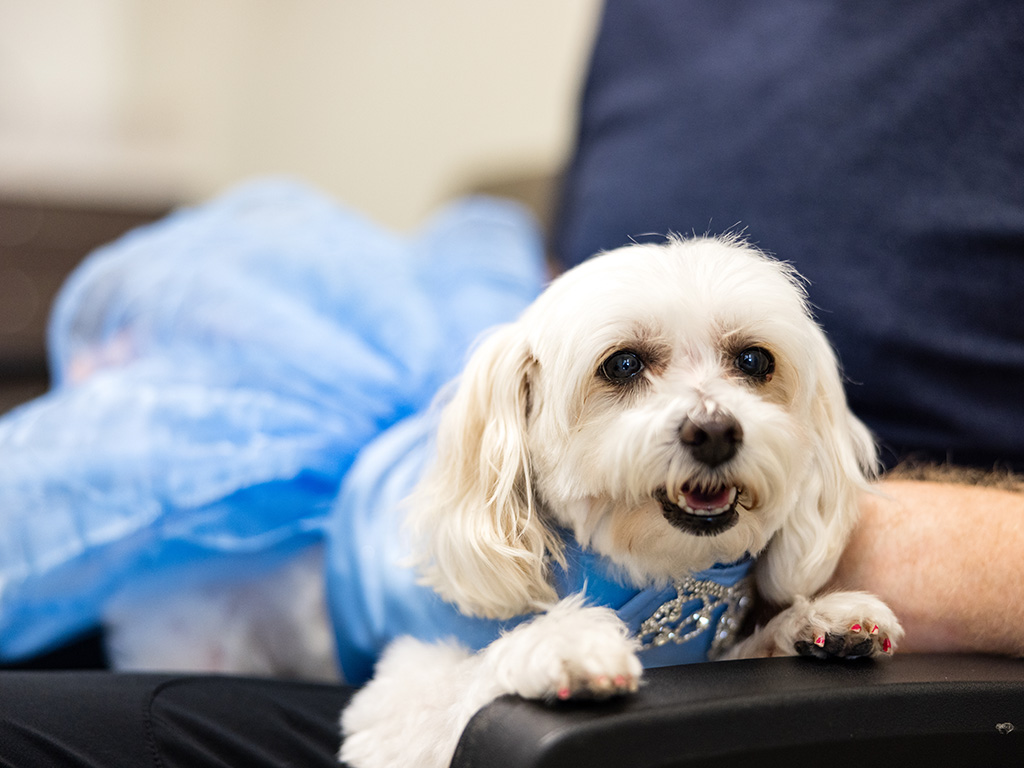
[0,0,601,229]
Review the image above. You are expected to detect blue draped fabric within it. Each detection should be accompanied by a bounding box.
[0,180,546,659]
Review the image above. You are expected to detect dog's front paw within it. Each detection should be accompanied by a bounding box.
[794,621,891,659]
[728,591,903,661]
[787,592,903,660]
[484,596,642,701]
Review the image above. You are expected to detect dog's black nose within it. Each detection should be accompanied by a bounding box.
[679,413,743,467]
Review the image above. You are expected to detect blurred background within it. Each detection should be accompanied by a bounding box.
[0,0,602,411]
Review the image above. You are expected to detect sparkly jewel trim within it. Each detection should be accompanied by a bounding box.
[636,574,754,658]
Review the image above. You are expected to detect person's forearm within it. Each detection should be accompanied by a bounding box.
[828,479,1024,655]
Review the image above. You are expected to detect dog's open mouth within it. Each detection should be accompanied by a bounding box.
[655,484,741,536]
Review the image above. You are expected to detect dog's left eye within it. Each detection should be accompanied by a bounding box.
[735,346,775,380]
[601,350,645,383]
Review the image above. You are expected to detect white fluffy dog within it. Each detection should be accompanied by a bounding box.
[338,236,901,767]
[106,236,902,768]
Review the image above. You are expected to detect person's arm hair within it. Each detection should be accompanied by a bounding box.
[829,472,1024,656]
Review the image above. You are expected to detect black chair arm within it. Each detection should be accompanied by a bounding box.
[453,654,1024,767]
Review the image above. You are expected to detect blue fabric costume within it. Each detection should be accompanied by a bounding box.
[327,410,753,686]
[0,181,547,660]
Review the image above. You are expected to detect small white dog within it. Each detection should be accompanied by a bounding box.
[339,235,902,767]
[106,236,902,768]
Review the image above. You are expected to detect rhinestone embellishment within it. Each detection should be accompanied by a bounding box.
[637,574,754,658]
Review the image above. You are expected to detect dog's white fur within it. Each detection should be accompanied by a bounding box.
[104,236,902,768]
[106,546,339,680]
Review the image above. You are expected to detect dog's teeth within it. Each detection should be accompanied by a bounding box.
[676,486,738,516]
[682,504,729,515]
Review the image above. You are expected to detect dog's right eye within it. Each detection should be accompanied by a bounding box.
[735,346,775,381]
[600,350,645,383]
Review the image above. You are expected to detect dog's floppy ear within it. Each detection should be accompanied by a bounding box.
[409,323,561,620]
[757,330,877,604]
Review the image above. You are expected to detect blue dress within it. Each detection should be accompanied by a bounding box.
[326,411,754,686]
[0,181,548,661]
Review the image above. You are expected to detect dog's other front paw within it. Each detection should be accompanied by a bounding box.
[794,622,891,660]
[483,595,642,701]
[787,591,903,660]
[727,591,903,661]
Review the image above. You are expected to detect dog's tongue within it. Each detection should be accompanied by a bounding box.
[682,486,734,512]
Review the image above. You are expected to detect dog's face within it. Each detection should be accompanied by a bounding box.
[412,237,876,619]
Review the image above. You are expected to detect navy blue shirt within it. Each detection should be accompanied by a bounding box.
[555,0,1024,470]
